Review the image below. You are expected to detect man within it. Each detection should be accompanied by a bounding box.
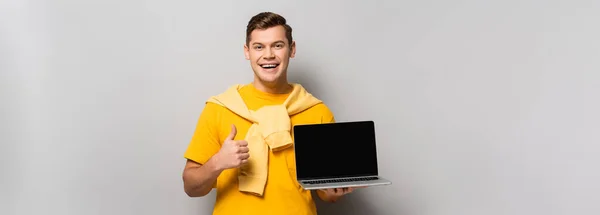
[182,12,357,215]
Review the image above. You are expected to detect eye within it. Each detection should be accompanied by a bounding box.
[275,43,284,49]
[254,45,263,50]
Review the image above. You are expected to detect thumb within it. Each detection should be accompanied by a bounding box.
[226,124,237,140]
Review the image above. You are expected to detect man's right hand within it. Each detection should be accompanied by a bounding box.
[214,124,249,170]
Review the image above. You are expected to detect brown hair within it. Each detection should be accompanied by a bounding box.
[246,12,293,46]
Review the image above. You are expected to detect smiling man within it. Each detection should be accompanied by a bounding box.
[181,12,357,215]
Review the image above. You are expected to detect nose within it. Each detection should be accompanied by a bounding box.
[263,47,275,59]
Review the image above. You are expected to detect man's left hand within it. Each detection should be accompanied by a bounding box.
[317,187,362,203]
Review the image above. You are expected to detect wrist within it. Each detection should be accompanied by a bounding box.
[206,155,224,173]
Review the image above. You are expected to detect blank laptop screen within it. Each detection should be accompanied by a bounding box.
[292,121,379,180]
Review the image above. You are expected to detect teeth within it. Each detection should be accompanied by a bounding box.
[261,64,277,68]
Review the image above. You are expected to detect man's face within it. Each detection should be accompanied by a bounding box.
[244,25,295,85]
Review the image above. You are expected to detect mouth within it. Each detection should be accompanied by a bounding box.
[259,63,280,70]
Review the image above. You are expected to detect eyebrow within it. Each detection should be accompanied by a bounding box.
[252,40,286,46]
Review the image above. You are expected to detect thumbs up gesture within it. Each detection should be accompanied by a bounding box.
[214,124,250,170]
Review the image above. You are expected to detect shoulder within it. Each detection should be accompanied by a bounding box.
[196,99,229,127]
[202,84,244,113]
[201,101,226,116]
[306,102,336,123]
[309,102,333,114]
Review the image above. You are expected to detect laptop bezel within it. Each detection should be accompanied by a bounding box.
[292,120,380,181]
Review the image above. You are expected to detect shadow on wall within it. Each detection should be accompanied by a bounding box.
[314,191,380,215]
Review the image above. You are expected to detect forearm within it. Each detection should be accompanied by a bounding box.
[183,157,223,197]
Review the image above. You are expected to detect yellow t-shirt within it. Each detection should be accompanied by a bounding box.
[184,84,335,215]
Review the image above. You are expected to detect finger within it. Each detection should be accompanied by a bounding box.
[329,189,339,195]
[238,146,249,153]
[226,124,237,140]
[236,140,248,147]
[239,153,250,160]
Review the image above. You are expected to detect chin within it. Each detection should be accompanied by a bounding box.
[257,74,280,83]
[255,70,282,82]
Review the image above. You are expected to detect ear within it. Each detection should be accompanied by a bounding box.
[243,43,250,60]
[290,40,296,58]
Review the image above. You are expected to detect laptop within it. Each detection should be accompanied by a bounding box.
[292,120,392,190]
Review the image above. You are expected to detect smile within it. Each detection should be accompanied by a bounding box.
[260,63,280,69]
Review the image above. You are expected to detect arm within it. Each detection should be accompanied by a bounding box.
[182,158,222,197]
[182,122,248,197]
[181,103,223,197]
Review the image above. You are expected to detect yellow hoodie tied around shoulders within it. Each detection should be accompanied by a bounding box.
[206,83,322,196]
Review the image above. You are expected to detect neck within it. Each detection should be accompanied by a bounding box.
[253,78,292,94]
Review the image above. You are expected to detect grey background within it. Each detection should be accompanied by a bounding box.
[1,0,599,214]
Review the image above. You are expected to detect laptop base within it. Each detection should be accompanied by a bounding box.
[298,176,392,190]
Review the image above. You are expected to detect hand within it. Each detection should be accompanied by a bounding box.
[318,186,364,202]
[214,124,249,170]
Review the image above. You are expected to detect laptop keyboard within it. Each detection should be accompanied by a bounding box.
[304,176,379,184]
